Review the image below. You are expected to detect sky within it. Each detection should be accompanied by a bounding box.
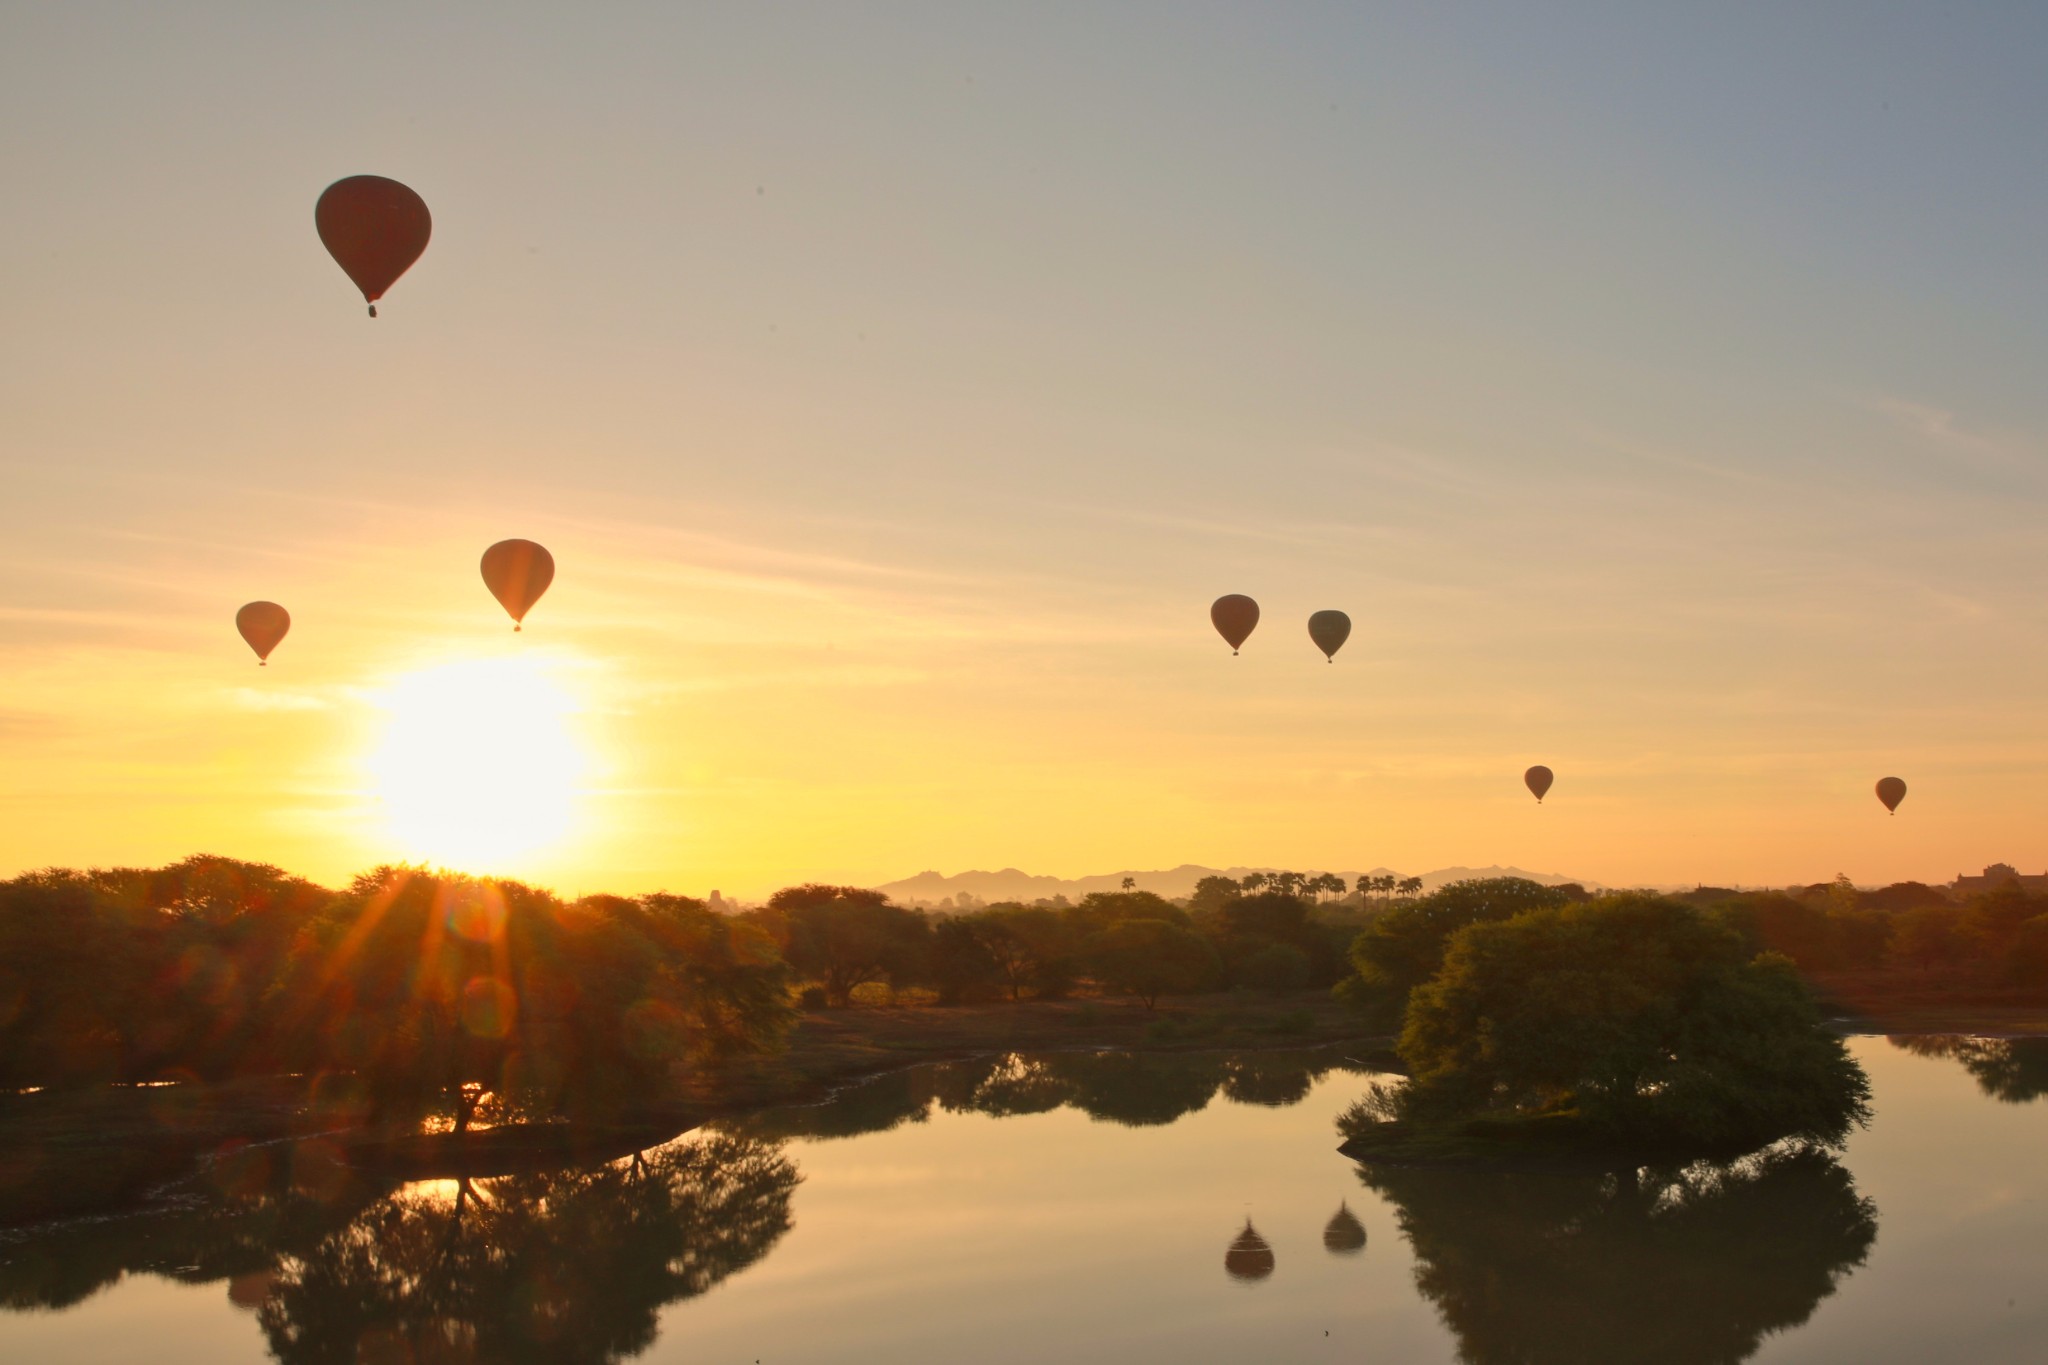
[5,3,2048,897]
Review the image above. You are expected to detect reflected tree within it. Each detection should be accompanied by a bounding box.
[1358,1144,1876,1365]
[1891,1035,2048,1103]
[0,1133,798,1365]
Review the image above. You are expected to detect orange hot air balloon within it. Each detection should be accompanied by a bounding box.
[1875,776,1907,814]
[1211,594,1260,654]
[1308,609,1351,662]
[315,176,431,317]
[1525,765,1554,803]
[480,540,555,631]
[235,601,290,665]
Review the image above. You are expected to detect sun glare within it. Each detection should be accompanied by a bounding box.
[366,657,589,873]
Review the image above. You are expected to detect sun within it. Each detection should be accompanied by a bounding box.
[366,656,590,873]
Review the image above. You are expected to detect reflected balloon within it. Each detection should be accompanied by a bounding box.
[1211,595,1259,655]
[1307,609,1350,662]
[1525,765,1554,804]
[314,175,431,318]
[1875,777,1906,814]
[235,601,290,665]
[480,539,555,631]
[1323,1202,1367,1255]
[1224,1219,1275,1281]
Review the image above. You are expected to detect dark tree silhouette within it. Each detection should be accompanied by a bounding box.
[765,885,929,1007]
[1358,1145,1877,1365]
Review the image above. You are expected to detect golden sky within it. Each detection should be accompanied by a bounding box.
[5,6,2048,896]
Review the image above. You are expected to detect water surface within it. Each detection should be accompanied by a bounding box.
[3,1038,2046,1363]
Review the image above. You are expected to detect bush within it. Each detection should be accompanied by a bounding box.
[1342,878,1570,1028]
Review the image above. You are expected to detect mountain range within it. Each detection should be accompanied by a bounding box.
[874,863,1596,906]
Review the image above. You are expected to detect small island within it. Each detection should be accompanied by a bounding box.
[1334,882,1872,1169]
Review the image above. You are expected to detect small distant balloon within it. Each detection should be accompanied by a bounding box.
[235,601,290,665]
[1525,765,1554,803]
[315,175,431,317]
[1875,776,1907,814]
[1211,595,1260,655]
[480,540,555,631]
[1307,609,1351,662]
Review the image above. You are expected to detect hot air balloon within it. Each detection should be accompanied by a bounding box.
[235,601,290,665]
[481,540,555,631]
[1876,776,1907,814]
[1211,594,1259,654]
[1323,1202,1367,1255]
[1224,1220,1275,1281]
[315,176,431,317]
[1525,765,1554,804]
[1308,609,1351,662]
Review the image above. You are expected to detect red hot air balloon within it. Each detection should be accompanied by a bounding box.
[1875,776,1907,814]
[236,601,290,665]
[1211,595,1259,655]
[1308,610,1351,662]
[1525,765,1554,804]
[481,540,555,631]
[315,176,431,317]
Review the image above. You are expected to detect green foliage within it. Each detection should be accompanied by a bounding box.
[926,917,1003,1004]
[1398,893,1871,1150]
[767,884,930,1007]
[1234,942,1311,993]
[1083,918,1219,1008]
[1342,878,1571,1028]
[974,905,1079,999]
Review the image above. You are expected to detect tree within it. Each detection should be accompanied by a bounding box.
[1397,877,1424,899]
[1892,904,1966,971]
[769,885,930,1007]
[279,869,739,1131]
[1188,875,1243,915]
[1399,894,1871,1150]
[1084,919,1218,1008]
[976,905,1078,1000]
[928,917,1002,1004]
[1340,878,1570,1027]
[1120,876,1135,891]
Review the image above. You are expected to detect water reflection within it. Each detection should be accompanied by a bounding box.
[1890,1035,2048,1103]
[0,1132,796,1364]
[1358,1144,1876,1365]
[1223,1220,1275,1282]
[731,1046,1371,1141]
[1321,1202,1366,1255]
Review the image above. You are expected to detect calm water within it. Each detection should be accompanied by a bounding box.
[3,1037,2046,1364]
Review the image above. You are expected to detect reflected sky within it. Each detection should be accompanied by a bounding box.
[4,1039,2048,1363]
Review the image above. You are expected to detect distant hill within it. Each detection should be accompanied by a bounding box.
[873,863,1597,906]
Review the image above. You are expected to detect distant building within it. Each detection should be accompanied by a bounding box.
[1950,864,2048,896]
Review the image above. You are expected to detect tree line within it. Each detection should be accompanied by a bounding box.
[0,859,1370,1123]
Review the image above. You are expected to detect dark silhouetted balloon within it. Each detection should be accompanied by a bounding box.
[235,601,290,665]
[315,176,431,318]
[1307,610,1350,662]
[1323,1202,1367,1255]
[1225,1220,1275,1281]
[1875,776,1907,814]
[1525,765,1554,803]
[481,540,555,631]
[1211,595,1260,654]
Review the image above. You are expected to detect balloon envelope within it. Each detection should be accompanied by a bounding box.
[1308,609,1351,661]
[1876,776,1907,813]
[1525,765,1554,803]
[235,601,290,664]
[480,540,555,629]
[1211,594,1259,653]
[315,176,431,313]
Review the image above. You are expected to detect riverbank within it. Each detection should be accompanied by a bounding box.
[0,990,1380,1227]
